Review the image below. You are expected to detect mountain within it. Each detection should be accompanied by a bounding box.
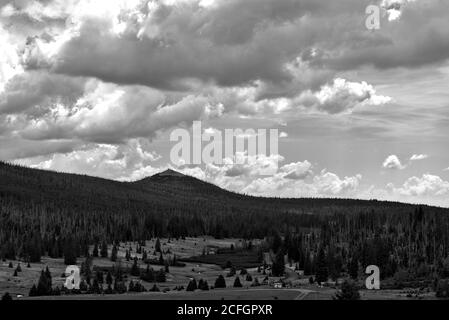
[1,161,449,263]
[0,161,445,214]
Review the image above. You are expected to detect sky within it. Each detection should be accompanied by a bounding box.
[1,0,449,207]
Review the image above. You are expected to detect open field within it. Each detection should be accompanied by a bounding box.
[0,237,265,298]
[0,237,445,300]
[25,288,306,300]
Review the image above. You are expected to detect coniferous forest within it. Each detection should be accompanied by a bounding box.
[1,161,449,289]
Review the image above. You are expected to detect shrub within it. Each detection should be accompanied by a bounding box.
[333,280,360,300]
[436,279,449,298]
[1,292,13,301]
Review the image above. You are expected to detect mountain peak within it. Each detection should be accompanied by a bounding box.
[154,168,186,178]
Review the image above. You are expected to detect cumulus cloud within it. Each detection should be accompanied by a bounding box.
[388,174,449,197]
[0,0,447,207]
[304,78,391,114]
[280,160,313,180]
[312,171,362,196]
[410,154,429,161]
[17,138,161,180]
[382,155,405,170]
[410,154,428,161]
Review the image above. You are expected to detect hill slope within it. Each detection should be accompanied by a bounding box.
[1,161,449,266]
[1,161,441,215]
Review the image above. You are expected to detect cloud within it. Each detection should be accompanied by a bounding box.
[4,80,222,144]
[16,138,161,181]
[312,171,362,196]
[382,155,405,170]
[305,78,391,114]
[410,154,428,161]
[280,160,313,180]
[388,174,449,197]
[0,71,86,115]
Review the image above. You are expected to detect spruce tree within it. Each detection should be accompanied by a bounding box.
[1,292,13,301]
[29,284,38,297]
[315,247,328,285]
[155,238,161,253]
[233,276,243,287]
[111,245,118,262]
[156,268,166,282]
[106,271,113,285]
[100,241,108,258]
[272,250,285,276]
[214,275,226,288]
[349,256,359,280]
[36,269,52,296]
[63,238,77,265]
[92,243,99,257]
[186,279,198,291]
[131,257,140,276]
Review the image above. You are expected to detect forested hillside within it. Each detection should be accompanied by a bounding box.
[1,161,449,283]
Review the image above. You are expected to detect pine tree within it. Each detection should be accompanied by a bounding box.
[272,250,285,276]
[1,292,13,301]
[251,277,260,287]
[233,276,243,287]
[149,284,160,292]
[186,279,198,291]
[159,253,164,265]
[315,247,328,285]
[100,241,108,258]
[349,256,359,280]
[303,251,312,275]
[156,268,166,282]
[128,280,135,292]
[140,265,154,282]
[63,238,77,265]
[131,257,140,276]
[36,269,52,296]
[106,271,113,285]
[198,279,209,290]
[92,243,99,257]
[155,238,161,253]
[215,275,226,288]
[29,284,38,297]
[110,245,118,262]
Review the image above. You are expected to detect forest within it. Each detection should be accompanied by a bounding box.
[1,161,449,287]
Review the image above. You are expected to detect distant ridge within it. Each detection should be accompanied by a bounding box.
[0,161,445,212]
